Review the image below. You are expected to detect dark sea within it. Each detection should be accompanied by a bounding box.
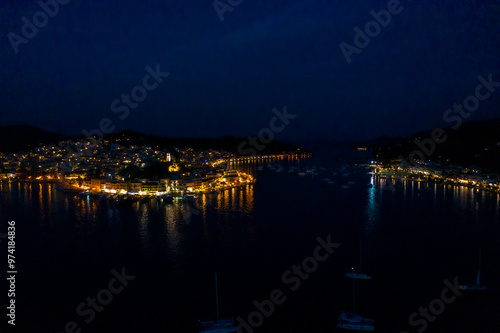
[1,146,500,333]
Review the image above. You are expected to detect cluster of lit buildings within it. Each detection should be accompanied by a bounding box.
[0,136,256,196]
[374,160,500,191]
[1,139,167,178]
[73,169,254,197]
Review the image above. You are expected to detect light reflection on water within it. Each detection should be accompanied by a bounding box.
[1,156,500,332]
[1,169,498,239]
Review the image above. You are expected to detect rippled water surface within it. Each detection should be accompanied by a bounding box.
[1,147,500,332]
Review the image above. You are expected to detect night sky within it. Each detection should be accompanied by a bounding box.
[1,0,499,142]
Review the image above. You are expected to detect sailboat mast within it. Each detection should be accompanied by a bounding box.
[359,241,362,272]
[352,278,356,314]
[477,249,482,286]
[215,273,219,319]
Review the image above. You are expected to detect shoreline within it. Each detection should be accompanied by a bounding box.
[375,169,500,194]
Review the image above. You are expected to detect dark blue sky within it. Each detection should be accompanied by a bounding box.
[1,0,499,141]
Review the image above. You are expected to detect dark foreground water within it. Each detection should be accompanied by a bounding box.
[1,147,500,333]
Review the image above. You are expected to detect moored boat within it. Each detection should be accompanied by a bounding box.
[346,242,372,280]
[337,312,374,331]
[459,249,488,291]
[198,273,237,333]
[345,269,372,280]
[162,195,174,203]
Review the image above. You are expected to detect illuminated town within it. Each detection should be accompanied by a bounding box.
[0,135,310,202]
[372,159,500,193]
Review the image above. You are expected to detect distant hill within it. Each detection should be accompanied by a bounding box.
[0,125,303,156]
[0,125,72,153]
[369,117,500,171]
[104,130,302,156]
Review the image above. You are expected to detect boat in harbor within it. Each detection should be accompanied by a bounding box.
[459,249,488,291]
[346,242,372,280]
[184,193,197,201]
[162,195,174,203]
[345,268,371,280]
[199,319,237,333]
[198,273,237,333]
[337,312,374,331]
[156,194,173,203]
[114,195,134,206]
[338,260,374,331]
[418,186,433,192]
[55,184,79,193]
